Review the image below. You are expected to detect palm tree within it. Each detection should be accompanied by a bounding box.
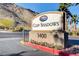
[58,3,73,18]
[74,3,79,6]
[58,3,73,31]
[72,15,79,32]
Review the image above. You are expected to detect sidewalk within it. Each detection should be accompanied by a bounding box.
[69,35,79,38]
[0,30,12,33]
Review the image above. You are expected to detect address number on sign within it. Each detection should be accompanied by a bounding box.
[37,33,47,38]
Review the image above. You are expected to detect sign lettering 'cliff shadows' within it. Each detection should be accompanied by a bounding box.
[32,12,64,31]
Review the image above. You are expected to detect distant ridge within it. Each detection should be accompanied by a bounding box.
[0,3,38,30]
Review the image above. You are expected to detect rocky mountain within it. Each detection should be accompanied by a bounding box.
[0,3,38,30]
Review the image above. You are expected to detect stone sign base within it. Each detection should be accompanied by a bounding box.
[29,30,68,49]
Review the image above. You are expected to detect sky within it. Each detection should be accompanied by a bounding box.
[17,3,79,15]
[17,3,59,13]
[16,3,79,28]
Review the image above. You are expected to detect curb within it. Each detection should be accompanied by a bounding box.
[20,41,61,55]
[70,54,79,56]
[20,41,79,56]
[59,52,79,56]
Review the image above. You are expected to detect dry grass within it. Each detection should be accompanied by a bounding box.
[0,18,14,27]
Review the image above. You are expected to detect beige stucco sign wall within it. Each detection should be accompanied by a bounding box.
[29,31,64,47]
[29,11,67,49]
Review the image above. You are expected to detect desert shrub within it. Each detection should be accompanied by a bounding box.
[0,26,5,29]
[30,40,63,50]
[77,32,79,36]
[39,42,44,46]
[14,26,24,32]
[31,40,34,43]
[18,27,23,32]
[48,44,55,48]
[44,42,49,47]
[72,31,77,36]
[0,18,14,28]
[31,40,36,44]
[36,42,40,45]
[54,45,63,50]
[69,32,73,36]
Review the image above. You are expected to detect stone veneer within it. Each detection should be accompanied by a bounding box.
[29,30,68,49]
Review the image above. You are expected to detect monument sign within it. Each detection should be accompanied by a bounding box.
[29,12,68,49]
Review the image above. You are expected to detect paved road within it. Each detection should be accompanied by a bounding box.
[0,32,53,56]
[68,37,79,47]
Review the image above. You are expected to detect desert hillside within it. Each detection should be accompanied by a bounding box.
[0,3,38,31]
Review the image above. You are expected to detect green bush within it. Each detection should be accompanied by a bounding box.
[30,40,63,50]
[77,32,79,36]
[48,44,55,48]
[72,31,77,36]
[0,18,14,28]
[69,32,73,36]
[36,42,40,45]
[31,40,34,43]
[55,45,63,50]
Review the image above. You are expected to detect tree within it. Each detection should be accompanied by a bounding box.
[58,3,73,31]
[58,3,73,18]
[74,3,79,6]
[72,15,79,32]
